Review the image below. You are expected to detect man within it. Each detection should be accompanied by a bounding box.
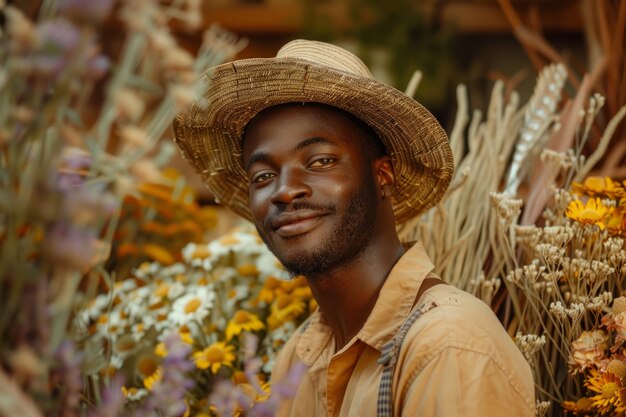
[173,40,535,416]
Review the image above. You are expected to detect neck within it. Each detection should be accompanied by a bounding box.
[306,235,405,350]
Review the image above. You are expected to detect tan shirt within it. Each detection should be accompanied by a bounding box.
[271,242,535,417]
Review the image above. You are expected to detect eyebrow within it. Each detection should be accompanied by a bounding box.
[245,136,339,172]
[295,136,339,151]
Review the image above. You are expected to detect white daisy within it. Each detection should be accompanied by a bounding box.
[123,286,151,320]
[133,261,161,280]
[257,250,289,281]
[123,387,148,402]
[142,303,174,333]
[130,322,147,341]
[168,286,216,326]
[79,293,111,324]
[147,280,186,305]
[114,277,139,294]
[109,353,124,370]
[182,242,218,269]
[160,262,186,277]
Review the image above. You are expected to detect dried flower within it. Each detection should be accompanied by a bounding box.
[4,6,38,52]
[569,330,608,374]
[113,88,145,121]
[572,177,626,200]
[515,333,546,362]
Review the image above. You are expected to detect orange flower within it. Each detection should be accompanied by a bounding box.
[571,177,625,200]
[138,182,173,202]
[585,368,626,414]
[142,243,175,265]
[566,198,609,229]
[605,210,626,237]
[562,398,593,414]
[116,242,139,257]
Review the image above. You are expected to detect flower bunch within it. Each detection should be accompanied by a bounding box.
[562,297,626,416]
[567,177,626,236]
[110,169,218,278]
[78,228,314,415]
[495,180,626,415]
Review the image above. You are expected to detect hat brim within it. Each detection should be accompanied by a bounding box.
[173,57,454,224]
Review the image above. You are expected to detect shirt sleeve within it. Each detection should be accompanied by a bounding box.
[397,346,535,417]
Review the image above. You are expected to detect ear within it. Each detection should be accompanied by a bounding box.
[373,156,395,198]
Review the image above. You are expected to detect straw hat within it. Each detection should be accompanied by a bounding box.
[173,39,454,224]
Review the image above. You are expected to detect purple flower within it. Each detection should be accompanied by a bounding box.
[58,0,116,24]
[57,148,93,190]
[88,375,125,417]
[132,334,195,417]
[33,18,110,80]
[34,19,81,76]
[53,340,84,417]
[271,361,306,399]
[209,379,250,417]
[87,54,111,79]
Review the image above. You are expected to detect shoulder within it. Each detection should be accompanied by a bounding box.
[396,284,535,410]
[407,284,517,357]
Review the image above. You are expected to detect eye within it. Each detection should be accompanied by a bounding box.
[309,157,337,168]
[251,172,275,184]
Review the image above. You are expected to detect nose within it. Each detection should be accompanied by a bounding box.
[270,168,311,205]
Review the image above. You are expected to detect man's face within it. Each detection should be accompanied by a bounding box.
[242,104,381,278]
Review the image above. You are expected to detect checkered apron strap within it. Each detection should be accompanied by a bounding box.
[376,300,438,417]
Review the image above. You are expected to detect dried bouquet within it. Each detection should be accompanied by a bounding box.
[398,34,626,417]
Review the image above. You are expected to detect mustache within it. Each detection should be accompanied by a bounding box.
[263,201,337,229]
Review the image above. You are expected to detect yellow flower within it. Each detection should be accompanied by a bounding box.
[193,342,236,374]
[256,276,283,304]
[226,310,265,340]
[142,243,176,265]
[237,264,259,277]
[219,234,240,245]
[562,397,593,414]
[121,386,136,397]
[605,210,626,237]
[268,294,307,330]
[566,198,610,229]
[190,245,211,259]
[138,182,172,202]
[585,368,626,414]
[121,386,148,401]
[143,367,162,390]
[572,177,625,199]
[237,380,271,405]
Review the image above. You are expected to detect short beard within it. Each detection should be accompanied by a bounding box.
[258,174,379,281]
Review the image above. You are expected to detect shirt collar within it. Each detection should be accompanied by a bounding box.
[296,242,434,364]
[356,241,434,350]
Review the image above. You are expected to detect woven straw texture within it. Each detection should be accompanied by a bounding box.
[173,40,454,224]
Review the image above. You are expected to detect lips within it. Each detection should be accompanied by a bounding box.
[271,210,329,238]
